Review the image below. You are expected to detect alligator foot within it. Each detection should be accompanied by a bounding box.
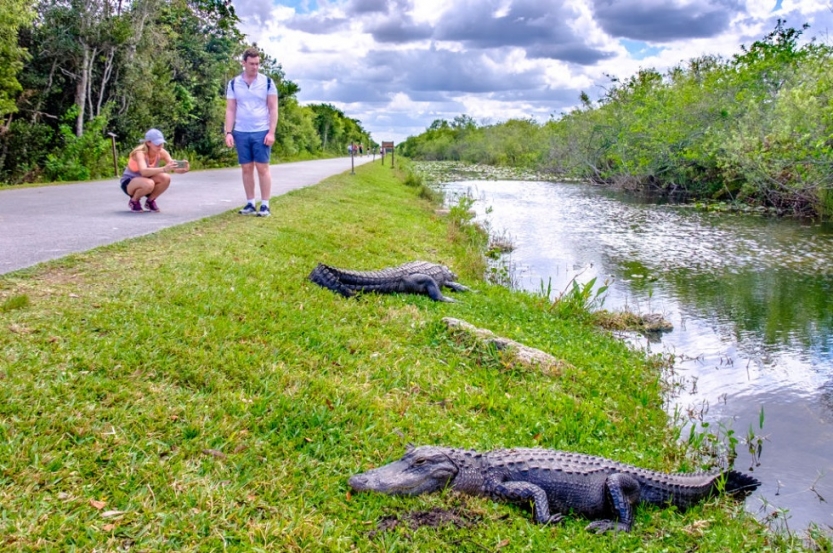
[585,520,631,533]
[544,513,565,526]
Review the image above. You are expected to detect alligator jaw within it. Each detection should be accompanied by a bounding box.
[349,449,459,496]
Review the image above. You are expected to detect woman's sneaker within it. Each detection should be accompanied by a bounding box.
[145,198,160,212]
[128,199,144,213]
[257,204,271,217]
[239,204,257,215]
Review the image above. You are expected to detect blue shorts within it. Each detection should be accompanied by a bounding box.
[233,130,271,164]
[120,176,133,196]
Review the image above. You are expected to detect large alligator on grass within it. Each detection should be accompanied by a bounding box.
[309,261,471,302]
[349,445,760,533]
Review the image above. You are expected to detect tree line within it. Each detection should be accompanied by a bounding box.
[0,0,373,185]
[400,22,833,218]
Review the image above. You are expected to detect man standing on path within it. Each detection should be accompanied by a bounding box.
[225,47,278,217]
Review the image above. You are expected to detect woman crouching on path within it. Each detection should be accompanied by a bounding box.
[120,129,189,213]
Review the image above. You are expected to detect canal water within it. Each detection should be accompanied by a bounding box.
[444,178,833,534]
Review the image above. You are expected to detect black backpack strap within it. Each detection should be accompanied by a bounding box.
[230,74,273,93]
[229,73,272,95]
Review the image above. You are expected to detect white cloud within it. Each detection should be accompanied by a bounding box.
[231,0,833,143]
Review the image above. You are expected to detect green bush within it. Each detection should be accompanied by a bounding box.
[44,106,113,182]
[0,120,54,184]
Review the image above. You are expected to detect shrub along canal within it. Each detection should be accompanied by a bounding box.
[443,177,833,534]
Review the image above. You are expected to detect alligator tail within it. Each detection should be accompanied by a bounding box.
[723,470,761,495]
[309,263,355,298]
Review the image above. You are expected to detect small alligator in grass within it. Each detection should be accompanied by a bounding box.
[349,445,761,533]
[309,261,471,302]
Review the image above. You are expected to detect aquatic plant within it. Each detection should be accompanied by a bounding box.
[550,275,609,318]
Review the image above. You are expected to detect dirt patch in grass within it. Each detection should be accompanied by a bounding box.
[368,507,481,538]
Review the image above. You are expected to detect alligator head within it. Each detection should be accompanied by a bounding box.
[348,445,459,496]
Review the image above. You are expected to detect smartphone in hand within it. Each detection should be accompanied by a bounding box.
[175,160,187,169]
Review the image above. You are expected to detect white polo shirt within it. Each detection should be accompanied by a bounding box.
[226,73,278,132]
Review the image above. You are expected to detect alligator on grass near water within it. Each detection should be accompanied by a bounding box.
[349,445,761,533]
[309,261,471,302]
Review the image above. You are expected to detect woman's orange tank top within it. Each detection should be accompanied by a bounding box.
[128,150,160,172]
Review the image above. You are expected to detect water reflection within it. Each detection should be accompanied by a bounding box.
[445,179,833,532]
[667,268,833,361]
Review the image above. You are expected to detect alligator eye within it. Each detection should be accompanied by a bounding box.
[413,458,426,466]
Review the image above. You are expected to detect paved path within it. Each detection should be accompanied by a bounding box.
[0,156,375,275]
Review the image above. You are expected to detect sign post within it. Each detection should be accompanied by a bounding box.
[108,132,119,177]
[381,141,394,168]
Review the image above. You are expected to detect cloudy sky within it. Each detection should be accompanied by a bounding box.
[231,0,833,144]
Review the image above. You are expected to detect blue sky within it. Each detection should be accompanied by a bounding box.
[620,39,664,60]
[272,0,318,13]
[230,0,833,144]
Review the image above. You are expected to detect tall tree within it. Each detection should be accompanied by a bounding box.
[309,103,346,152]
[34,0,158,136]
[142,0,242,155]
[0,0,35,121]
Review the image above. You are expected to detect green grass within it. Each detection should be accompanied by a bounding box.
[0,162,812,551]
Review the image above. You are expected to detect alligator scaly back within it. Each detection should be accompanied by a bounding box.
[308,261,471,302]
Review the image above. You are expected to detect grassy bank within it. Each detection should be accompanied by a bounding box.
[0,162,798,551]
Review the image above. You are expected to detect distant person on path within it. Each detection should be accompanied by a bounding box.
[224,46,279,217]
[120,129,189,213]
